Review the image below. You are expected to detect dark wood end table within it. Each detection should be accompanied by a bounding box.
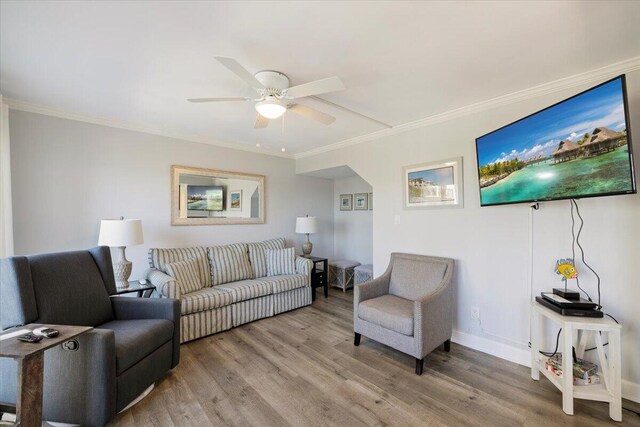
[305,256,328,301]
[115,281,156,297]
[0,324,92,427]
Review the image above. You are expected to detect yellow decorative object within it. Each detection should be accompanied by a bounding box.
[555,258,578,281]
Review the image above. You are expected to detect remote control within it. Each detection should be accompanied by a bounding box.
[33,327,60,338]
[17,333,43,343]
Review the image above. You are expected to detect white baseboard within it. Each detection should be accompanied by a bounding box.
[451,329,531,367]
[622,380,640,404]
[451,329,639,403]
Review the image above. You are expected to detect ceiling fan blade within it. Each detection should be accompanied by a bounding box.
[214,56,265,90]
[288,103,336,125]
[285,76,345,99]
[254,114,269,129]
[187,97,251,103]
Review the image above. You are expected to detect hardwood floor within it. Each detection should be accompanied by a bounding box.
[112,289,640,426]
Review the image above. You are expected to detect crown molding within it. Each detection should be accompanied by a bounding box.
[295,55,640,159]
[4,98,294,159]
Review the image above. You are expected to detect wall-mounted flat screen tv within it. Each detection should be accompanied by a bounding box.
[475,75,636,207]
[187,185,224,211]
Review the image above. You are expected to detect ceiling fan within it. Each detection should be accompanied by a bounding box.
[188,56,345,128]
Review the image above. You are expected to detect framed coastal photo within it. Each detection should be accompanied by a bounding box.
[368,192,373,210]
[229,190,242,210]
[340,194,353,211]
[403,157,463,209]
[354,193,368,210]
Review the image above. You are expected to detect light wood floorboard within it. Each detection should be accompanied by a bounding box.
[112,289,640,426]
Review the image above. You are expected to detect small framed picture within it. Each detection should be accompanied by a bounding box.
[354,193,368,210]
[340,194,353,211]
[403,157,463,209]
[368,193,373,210]
[230,190,242,210]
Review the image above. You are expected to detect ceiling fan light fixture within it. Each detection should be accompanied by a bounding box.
[255,96,286,119]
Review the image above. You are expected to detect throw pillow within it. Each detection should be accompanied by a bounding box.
[165,257,204,295]
[208,243,253,285]
[266,247,296,276]
[247,238,286,278]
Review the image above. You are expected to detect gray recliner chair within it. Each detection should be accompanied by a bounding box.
[0,246,180,426]
[353,253,454,375]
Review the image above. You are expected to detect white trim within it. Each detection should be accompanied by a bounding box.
[452,328,640,403]
[622,380,640,404]
[295,55,640,159]
[452,329,531,367]
[0,95,14,258]
[4,98,294,159]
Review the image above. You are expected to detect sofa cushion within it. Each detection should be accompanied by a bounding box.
[208,243,253,285]
[266,248,296,276]
[180,286,234,315]
[99,319,174,375]
[268,275,308,293]
[247,238,286,278]
[389,258,448,301]
[148,247,211,288]
[358,294,414,336]
[165,257,204,295]
[215,279,272,303]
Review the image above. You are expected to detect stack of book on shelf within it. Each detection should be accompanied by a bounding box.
[544,353,601,386]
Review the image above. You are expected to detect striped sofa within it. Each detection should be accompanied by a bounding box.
[145,238,313,343]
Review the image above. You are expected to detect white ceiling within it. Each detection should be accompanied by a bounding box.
[2,1,640,156]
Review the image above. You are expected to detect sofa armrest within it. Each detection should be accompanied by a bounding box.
[414,278,454,358]
[111,297,181,368]
[295,256,313,283]
[145,268,180,299]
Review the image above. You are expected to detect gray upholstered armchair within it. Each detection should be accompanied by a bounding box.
[0,247,180,426]
[353,253,454,375]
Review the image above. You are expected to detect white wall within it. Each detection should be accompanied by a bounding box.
[9,110,335,280]
[297,69,640,400]
[333,176,373,265]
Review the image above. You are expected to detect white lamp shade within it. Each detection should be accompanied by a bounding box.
[296,216,318,234]
[98,219,144,247]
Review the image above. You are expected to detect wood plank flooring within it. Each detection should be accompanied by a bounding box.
[112,289,640,426]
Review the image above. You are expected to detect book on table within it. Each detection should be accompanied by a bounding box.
[544,353,600,386]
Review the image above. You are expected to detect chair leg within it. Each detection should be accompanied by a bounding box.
[415,357,424,375]
[354,333,361,346]
[444,339,451,352]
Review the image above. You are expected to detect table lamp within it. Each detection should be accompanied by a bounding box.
[98,217,144,288]
[296,215,318,258]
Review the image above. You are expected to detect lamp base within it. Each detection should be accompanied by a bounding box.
[302,239,313,258]
[114,261,132,289]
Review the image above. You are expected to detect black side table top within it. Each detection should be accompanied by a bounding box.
[114,281,156,297]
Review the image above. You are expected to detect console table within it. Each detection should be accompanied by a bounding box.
[0,324,92,426]
[530,302,622,421]
[306,256,328,301]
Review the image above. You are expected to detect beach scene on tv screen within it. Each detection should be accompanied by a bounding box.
[187,186,223,211]
[477,77,634,205]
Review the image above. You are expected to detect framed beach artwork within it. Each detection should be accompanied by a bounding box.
[354,193,368,210]
[403,157,463,209]
[340,194,353,211]
[229,190,242,210]
[368,193,373,210]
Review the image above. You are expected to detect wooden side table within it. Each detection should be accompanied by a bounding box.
[306,256,328,301]
[530,302,622,421]
[0,324,92,427]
